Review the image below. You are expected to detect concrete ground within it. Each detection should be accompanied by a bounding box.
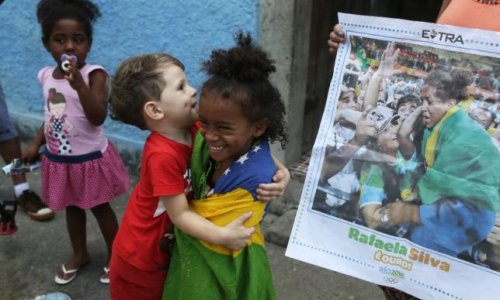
[0,170,385,300]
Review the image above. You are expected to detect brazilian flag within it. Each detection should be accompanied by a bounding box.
[163,133,276,300]
[419,106,500,212]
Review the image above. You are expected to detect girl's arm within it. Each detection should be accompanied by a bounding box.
[161,194,255,250]
[257,155,290,202]
[65,63,107,126]
[397,106,422,160]
[23,124,46,163]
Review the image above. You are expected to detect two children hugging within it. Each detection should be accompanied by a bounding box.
[108,33,288,299]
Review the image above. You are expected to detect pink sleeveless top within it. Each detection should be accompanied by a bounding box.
[437,0,500,31]
[38,64,108,156]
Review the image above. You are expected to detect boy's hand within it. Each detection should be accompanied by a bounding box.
[328,24,345,55]
[257,156,290,202]
[220,212,255,250]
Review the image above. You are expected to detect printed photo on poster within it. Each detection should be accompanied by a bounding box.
[287,13,500,300]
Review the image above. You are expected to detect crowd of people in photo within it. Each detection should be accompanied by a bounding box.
[315,37,500,271]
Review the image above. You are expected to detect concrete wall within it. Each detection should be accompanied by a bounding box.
[260,0,311,164]
[0,0,259,172]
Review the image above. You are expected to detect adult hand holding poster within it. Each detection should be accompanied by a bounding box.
[286,13,500,300]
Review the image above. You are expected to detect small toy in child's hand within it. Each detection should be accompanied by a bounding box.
[2,158,41,176]
[60,54,78,72]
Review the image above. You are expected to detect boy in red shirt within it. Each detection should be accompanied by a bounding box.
[108,53,258,299]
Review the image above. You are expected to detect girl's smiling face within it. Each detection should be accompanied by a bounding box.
[198,92,267,169]
[44,18,90,71]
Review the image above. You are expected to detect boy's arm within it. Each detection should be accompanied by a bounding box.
[161,194,255,250]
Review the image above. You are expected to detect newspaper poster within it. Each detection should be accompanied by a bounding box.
[286,13,500,300]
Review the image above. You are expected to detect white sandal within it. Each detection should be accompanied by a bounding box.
[99,266,110,284]
[54,264,80,285]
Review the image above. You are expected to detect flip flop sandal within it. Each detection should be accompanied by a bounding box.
[54,264,80,285]
[99,266,110,284]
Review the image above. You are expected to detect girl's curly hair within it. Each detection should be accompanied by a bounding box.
[37,0,101,44]
[201,32,288,148]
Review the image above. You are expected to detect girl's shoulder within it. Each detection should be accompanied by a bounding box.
[37,64,108,84]
[81,64,108,78]
[37,66,55,84]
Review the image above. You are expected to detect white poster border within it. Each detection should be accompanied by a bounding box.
[286,13,500,300]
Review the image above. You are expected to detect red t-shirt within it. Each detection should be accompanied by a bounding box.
[113,124,199,271]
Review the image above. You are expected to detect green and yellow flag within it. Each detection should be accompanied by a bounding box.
[163,133,276,300]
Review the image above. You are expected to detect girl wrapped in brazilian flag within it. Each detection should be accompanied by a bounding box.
[163,32,288,300]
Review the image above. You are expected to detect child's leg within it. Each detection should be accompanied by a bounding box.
[90,202,118,265]
[64,206,90,267]
[110,254,166,300]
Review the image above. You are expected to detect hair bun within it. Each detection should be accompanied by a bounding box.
[37,0,101,24]
[202,31,276,81]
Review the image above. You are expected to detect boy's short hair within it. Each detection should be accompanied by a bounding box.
[109,53,184,130]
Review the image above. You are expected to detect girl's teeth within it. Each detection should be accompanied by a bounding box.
[210,146,223,151]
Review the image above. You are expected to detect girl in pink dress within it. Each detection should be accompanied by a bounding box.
[24,0,130,285]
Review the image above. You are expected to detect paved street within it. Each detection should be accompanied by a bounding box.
[0,170,384,300]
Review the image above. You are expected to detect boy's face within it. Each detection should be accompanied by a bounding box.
[155,65,198,128]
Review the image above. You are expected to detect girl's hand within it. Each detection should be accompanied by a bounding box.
[328,24,345,55]
[220,212,255,250]
[22,143,41,164]
[376,42,401,78]
[64,60,86,92]
[257,156,291,202]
